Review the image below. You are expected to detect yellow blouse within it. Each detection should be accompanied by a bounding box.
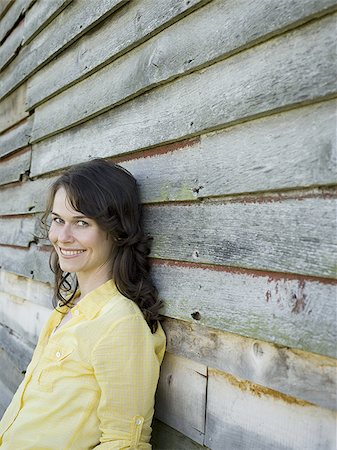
[0,280,166,449]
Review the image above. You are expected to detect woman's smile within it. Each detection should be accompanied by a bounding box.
[59,248,87,257]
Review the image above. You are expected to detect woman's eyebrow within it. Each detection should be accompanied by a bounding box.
[51,211,87,219]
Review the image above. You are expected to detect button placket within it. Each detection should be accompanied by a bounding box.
[130,415,144,447]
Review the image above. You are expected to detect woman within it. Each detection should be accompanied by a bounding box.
[0,159,166,449]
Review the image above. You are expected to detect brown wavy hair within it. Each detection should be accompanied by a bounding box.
[41,158,164,333]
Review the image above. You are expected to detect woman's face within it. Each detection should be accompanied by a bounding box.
[48,187,114,279]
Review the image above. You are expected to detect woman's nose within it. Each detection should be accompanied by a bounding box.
[58,224,74,242]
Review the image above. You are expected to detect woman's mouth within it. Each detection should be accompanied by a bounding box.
[59,248,86,257]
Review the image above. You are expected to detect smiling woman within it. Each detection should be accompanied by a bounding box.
[49,187,115,297]
[0,159,166,450]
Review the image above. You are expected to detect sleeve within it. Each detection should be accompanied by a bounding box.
[91,314,161,449]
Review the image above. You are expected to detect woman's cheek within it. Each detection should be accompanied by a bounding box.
[48,227,57,244]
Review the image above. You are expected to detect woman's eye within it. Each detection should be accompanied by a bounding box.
[77,220,89,227]
[52,217,63,224]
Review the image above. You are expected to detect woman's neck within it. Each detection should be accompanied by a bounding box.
[76,268,112,300]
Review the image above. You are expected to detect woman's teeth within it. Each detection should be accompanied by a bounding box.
[60,249,85,256]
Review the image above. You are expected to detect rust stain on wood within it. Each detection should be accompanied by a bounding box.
[0,243,29,251]
[203,187,337,204]
[111,137,200,163]
[210,368,314,407]
[291,280,307,314]
[151,258,337,285]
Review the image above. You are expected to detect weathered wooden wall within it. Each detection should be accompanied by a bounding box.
[0,0,336,448]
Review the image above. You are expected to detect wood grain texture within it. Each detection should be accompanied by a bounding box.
[30,14,337,175]
[163,317,337,411]
[26,0,211,109]
[0,322,33,375]
[0,117,32,159]
[0,269,53,308]
[1,262,335,410]
[204,369,337,450]
[145,198,337,279]
[155,352,207,444]
[2,100,336,206]
[0,83,28,133]
[151,419,210,450]
[22,0,72,45]
[0,0,14,21]
[121,100,337,202]
[30,0,337,141]
[151,261,337,358]
[0,378,13,419]
[0,245,52,282]
[0,290,51,345]
[0,0,130,100]
[0,177,52,215]
[0,0,33,44]
[0,17,23,71]
[0,215,35,246]
[0,148,31,186]
[0,245,336,357]
[1,195,335,279]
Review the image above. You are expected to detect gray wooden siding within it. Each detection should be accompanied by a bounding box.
[0,0,336,448]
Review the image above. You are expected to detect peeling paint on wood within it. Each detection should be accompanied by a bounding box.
[205,369,337,449]
[162,317,337,411]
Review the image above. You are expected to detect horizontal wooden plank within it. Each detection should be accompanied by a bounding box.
[1,194,336,279]
[0,83,28,133]
[1,100,336,208]
[0,148,31,186]
[155,352,207,444]
[0,322,33,372]
[122,100,337,202]
[22,0,72,46]
[146,198,337,279]
[0,117,32,159]
[0,0,33,44]
[0,0,14,21]
[0,245,52,282]
[163,317,337,411]
[205,369,337,450]
[0,0,130,100]
[26,0,211,109]
[0,269,53,308]
[0,215,35,246]
[1,246,336,357]
[0,347,25,395]
[0,377,13,419]
[0,290,51,345]
[0,267,335,410]
[30,0,337,142]
[151,261,337,358]
[30,13,337,176]
[0,177,52,215]
[151,419,209,450]
[0,16,23,71]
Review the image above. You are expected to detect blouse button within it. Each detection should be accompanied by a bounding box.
[135,418,142,426]
[74,310,79,316]
[56,351,61,358]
